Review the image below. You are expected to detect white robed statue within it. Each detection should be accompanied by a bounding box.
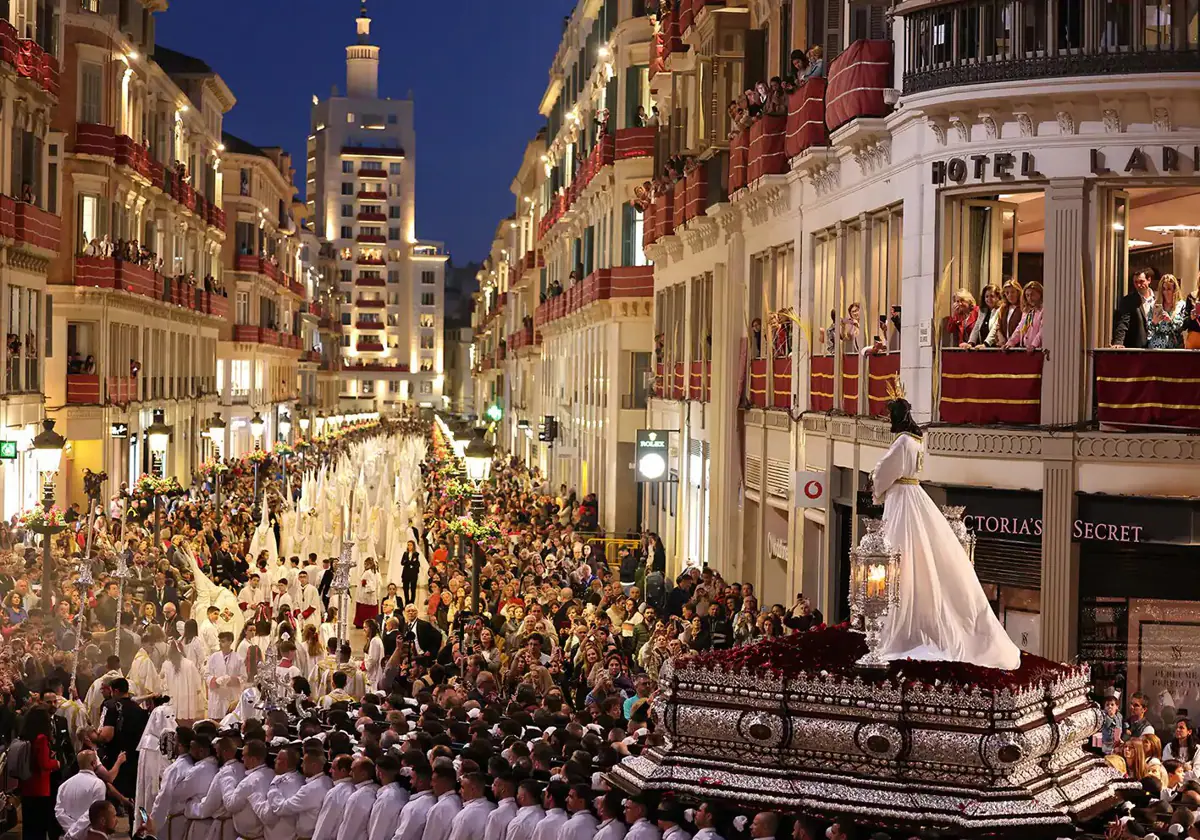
[184,544,245,644]
[248,502,278,567]
[871,391,1021,671]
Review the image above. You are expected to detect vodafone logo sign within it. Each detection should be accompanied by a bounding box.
[796,471,827,509]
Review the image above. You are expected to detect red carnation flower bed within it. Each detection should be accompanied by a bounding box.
[681,624,1075,693]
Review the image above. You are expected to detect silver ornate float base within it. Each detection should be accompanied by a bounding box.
[609,632,1136,836]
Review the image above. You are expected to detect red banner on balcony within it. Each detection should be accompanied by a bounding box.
[610,265,653,297]
[672,362,686,400]
[642,201,657,248]
[654,362,665,397]
[728,131,748,193]
[748,115,788,183]
[825,39,893,133]
[810,355,834,411]
[14,202,60,252]
[785,78,828,159]
[107,376,135,405]
[672,179,686,229]
[939,349,1042,425]
[654,191,674,239]
[16,39,42,83]
[748,359,768,407]
[76,123,116,157]
[75,256,116,289]
[1094,349,1200,430]
[688,361,703,400]
[841,353,860,414]
[615,127,655,160]
[772,357,792,409]
[0,21,16,68]
[866,353,900,417]
[66,374,100,405]
[684,168,707,224]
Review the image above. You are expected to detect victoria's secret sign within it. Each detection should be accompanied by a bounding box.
[963,514,1144,543]
[940,488,1197,546]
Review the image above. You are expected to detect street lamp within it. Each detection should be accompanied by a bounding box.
[314,413,326,438]
[464,426,494,484]
[279,412,291,443]
[464,426,494,616]
[145,409,172,545]
[298,415,310,440]
[250,410,264,518]
[206,412,227,512]
[31,418,66,614]
[250,410,265,448]
[146,409,171,477]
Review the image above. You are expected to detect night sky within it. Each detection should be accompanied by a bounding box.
[157,0,574,264]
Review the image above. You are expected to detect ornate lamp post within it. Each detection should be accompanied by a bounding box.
[849,519,901,669]
[207,413,227,512]
[146,409,172,545]
[110,541,134,656]
[463,426,494,616]
[31,419,66,614]
[278,411,292,495]
[250,410,264,518]
[332,539,355,648]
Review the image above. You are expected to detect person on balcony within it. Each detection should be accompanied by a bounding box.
[802,46,826,80]
[943,290,979,347]
[763,78,788,118]
[1113,268,1157,349]
[786,50,809,90]
[990,277,1024,346]
[1148,273,1186,349]
[1004,281,1044,351]
[965,284,1002,348]
[635,105,649,127]
[840,303,863,354]
[1184,294,1200,350]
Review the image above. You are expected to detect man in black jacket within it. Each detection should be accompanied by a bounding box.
[317,557,334,607]
[146,571,178,620]
[399,541,421,605]
[209,535,235,586]
[1112,268,1156,349]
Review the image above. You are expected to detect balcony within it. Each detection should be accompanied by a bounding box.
[75,123,116,157]
[1094,350,1200,431]
[233,325,262,343]
[825,40,893,132]
[938,349,1043,425]
[341,145,405,159]
[509,324,541,352]
[357,210,387,222]
[73,256,227,317]
[357,190,387,201]
[66,373,100,405]
[902,0,1194,95]
[747,359,791,409]
[358,167,388,178]
[728,130,749,194]
[785,77,829,159]
[747,115,787,183]
[356,255,386,266]
[356,233,387,244]
[115,135,152,180]
[653,190,674,240]
[343,361,410,373]
[16,39,58,98]
[681,168,709,226]
[235,254,268,275]
[355,275,386,287]
[355,339,385,352]
[106,375,136,405]
[11,200,60,253]
[355,298,385,308]
[533,266,654,329]
[355,320,384,330]
[614,127,655,160]
[687,361,712,402]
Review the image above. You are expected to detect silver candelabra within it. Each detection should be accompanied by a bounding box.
[332,539,354,648]
[849,519,901,669]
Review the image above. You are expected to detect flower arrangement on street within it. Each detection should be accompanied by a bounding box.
[274,442,295,457]
[246,449,270,465]
[445,515,501,542]
[196,461,229,479]
[443,478,473,500]
[17,505,67,530]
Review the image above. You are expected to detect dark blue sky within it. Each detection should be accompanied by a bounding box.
[157,0,573,264]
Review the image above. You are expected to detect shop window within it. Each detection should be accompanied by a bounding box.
[342,160,354,174]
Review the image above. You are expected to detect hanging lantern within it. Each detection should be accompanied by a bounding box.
[849,519,901,669]
[941,506,976,566]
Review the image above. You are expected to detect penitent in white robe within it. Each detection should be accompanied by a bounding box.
[134,703,176,835]
[205,650,245,719]
[870,432,1021,670]
[160,657,206,722]
[128,649,164,697]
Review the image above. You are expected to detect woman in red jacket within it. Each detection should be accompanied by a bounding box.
[17,705,60,840]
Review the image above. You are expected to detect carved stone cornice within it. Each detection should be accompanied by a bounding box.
[644,242,667,265]
[662,234,684,262]
[712,202,742,236]
[1076,434,1200,462]
[7,248,49,274]
[801,413,828,435]
[684,217,720,254]
[926,429,1045,458]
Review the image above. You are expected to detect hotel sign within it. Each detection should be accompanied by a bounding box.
[930,152,1038,185]
[1090,145,1200,175]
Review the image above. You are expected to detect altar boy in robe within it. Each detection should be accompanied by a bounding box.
[295,570,323,630]
[205,632,245,719]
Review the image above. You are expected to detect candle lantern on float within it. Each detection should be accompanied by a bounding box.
[849,519,901,669]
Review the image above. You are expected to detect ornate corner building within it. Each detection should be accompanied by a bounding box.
[474,0,1200,713]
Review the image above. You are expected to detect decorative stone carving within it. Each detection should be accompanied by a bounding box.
[809,162,841,197]
[977,109,999,140]
[1076,435,1200,462]
[852,139,892,176]
[948,113,970,143]
[926,429,1044,458]
[1055,109,1075,136]
[1101,108,1121,134]
[1012,105,1037,138]
[1152,105,1171,132]
[926,116,948,146]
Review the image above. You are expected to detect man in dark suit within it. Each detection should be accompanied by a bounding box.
[399,541,421,606]
[317,557,334,607]
[209,535,235,586]
[1112,268,1156,349]
[146,571,178,620]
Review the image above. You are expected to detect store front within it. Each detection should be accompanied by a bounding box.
[683,439,710,571]
[2,423,41,519]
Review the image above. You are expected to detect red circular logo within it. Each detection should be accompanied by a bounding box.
[804,480,823,500]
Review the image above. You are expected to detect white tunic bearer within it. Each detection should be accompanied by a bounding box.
[205,650,245,720]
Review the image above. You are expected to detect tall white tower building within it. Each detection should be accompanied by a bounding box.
[307,2,446,411]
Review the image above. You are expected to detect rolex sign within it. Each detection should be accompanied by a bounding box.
[635,430,669,482]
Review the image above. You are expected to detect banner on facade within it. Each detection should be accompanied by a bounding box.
[795,470,827,509]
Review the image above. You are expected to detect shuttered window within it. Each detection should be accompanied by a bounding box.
[974,537,1041,590]
[81,62,103,125]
